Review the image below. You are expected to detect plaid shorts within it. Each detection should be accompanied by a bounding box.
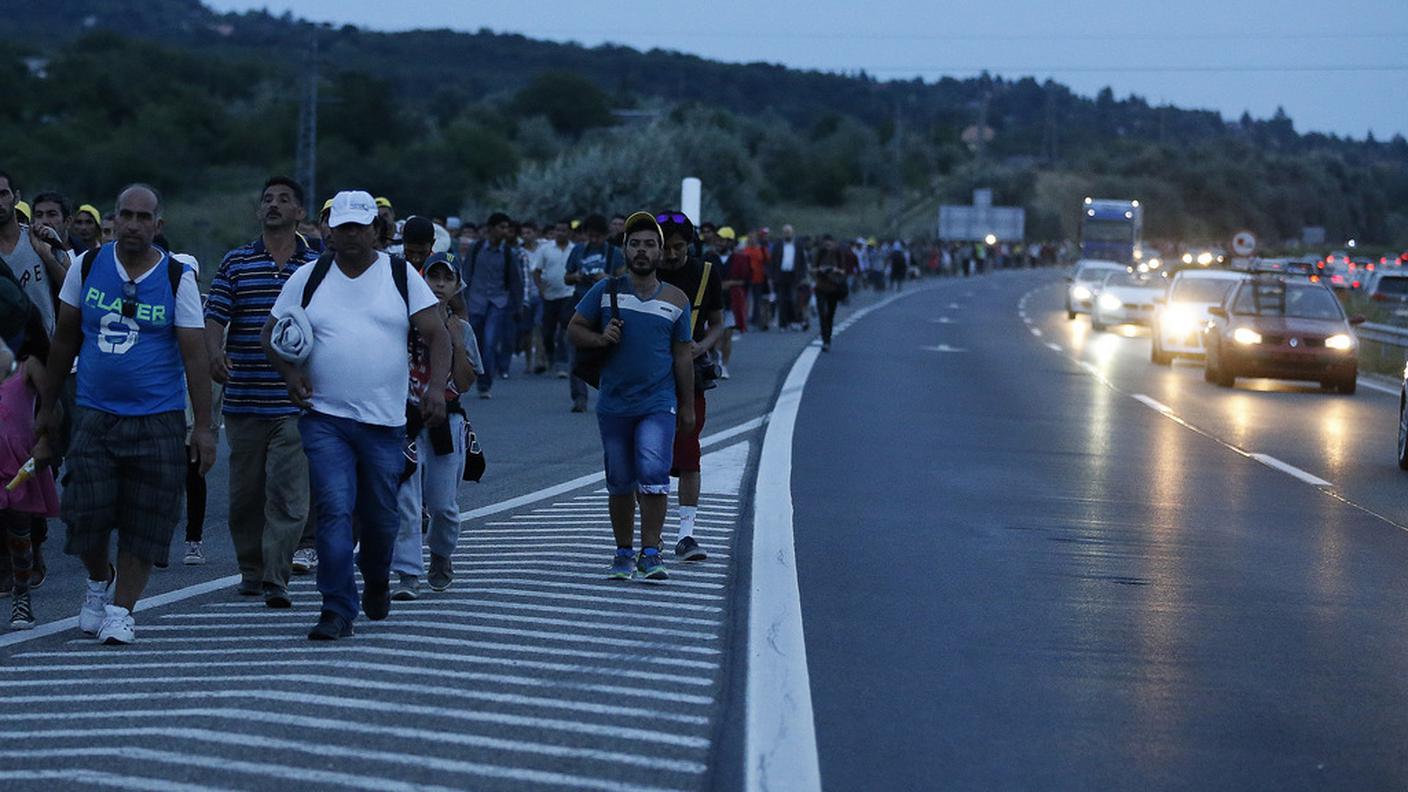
[62,409,187,565]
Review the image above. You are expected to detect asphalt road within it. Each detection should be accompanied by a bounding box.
[794,272,1408,790]
[0,282,896,791]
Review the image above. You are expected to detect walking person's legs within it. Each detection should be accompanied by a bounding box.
[351,421,405,621]
[468,312,494,395]
[299,412,361,635]
[671,392,708,561]
[423,414,467,592]
[225,415,271,593]
[819,293,840,349]
[3,510,36,628]
[259,415,309,605]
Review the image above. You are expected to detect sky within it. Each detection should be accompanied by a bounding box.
[208,0,1408,140]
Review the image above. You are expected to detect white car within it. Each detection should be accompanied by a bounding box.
[1065,259,1127,319]
[1090,270,1163,330]
[1150,269,1248,364]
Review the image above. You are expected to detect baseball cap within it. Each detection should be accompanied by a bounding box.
[402,215,436,245]
[77,204,102,225]
[328,191,377,228]
[375,196,393,209]
[14,201,30,223]
[623,211,663,244]
[717,226,737,241]
[320,198,334,219]
[422,252,462,280]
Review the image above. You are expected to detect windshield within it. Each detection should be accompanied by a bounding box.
[1376,276,1408,297]
[1104,271,1158,289]
[1231,284,1344,320]
[1082,219,1134,243]
[1172,278,1237,303]
[1076,265,1121,282]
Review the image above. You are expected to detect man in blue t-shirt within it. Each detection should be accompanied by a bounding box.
[568,212,693,582]
[563,213,623,412]
[35,183,216,646]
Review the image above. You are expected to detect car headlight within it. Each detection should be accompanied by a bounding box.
[1233,327,1262,345]
[1098,293,1123,311]
[1164,306,1199,336]
[1325,333,1355,351]
[1072,285,1092,301]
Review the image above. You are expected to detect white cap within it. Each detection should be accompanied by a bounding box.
[328,190,377,228]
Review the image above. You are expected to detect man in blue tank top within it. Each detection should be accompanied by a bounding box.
[35,184,216,646]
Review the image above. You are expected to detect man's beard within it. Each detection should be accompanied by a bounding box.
[629,257,657,275]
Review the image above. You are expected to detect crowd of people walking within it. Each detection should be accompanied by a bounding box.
[0,166,1028,642]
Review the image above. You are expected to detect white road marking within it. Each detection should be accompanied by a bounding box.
[1132,394,1175,415]
[749,347,823,791]
[0,769,223,792]
[1358,377,1400,396]
[919,344,967,353]
[1045,342,1063,352]
[1030,328,1043,337]
[161,609,721,639]
[1248,453,1333,487]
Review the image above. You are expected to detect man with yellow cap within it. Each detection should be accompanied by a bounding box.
[567,212,694,582]
[71,204,103,257]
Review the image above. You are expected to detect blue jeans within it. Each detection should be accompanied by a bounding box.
[469,303,513,393]
[597,412,676,496]
[298,411,404,622]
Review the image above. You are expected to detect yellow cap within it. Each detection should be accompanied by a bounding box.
[570,219,582,230]
[739,235,749,246]
[321,198,334,216]
[717,226,737,241]
[14,201,30,222]
[78,204,101,225]
[622,211,663,243]
[375,196,392,209]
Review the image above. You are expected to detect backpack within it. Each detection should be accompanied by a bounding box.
[79,247,185,313]
[300,250,409,310]
[0,252,34,342]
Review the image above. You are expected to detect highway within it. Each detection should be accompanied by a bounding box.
[7,269,1408,790]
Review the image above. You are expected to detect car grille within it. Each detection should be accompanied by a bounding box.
[1259,334,1327,348]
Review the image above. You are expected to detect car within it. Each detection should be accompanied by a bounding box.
[1090,269,1163,330]
[1366,271,1408,304]
[1065,259,1127,319]
[1202,276,1364,393]
[1150,269,1248,364]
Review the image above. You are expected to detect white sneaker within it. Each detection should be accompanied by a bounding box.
[98,604,135,645]
[291,548,318,574]
[79,570,114,635]
[719,363,731,380]
[183,541,205,566]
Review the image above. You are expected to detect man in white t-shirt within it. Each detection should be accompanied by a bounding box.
[263,190,450,641]
[532,219,576,377]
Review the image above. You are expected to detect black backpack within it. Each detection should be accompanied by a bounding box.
[300,250,409,309]
[0,252,34,341]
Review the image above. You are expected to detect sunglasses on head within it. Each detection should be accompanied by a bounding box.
[121,280,138,319]
[655,213,689,225]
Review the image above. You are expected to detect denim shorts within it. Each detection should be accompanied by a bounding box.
[597,412,676,496]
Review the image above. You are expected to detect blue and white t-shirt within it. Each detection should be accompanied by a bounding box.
[575,278,691,418]
[57,243,204,416]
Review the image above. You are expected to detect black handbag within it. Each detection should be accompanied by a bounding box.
[462,419,486,482]
[571,277,619,388]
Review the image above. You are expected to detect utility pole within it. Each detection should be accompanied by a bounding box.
[295,30,319,208]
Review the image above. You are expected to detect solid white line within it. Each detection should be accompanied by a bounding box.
[1248,453,1333,487]
[1030,328,1042,337]
[257,597,725,626]
[4,708,707,773]
[0,769,223,792]
[0,659,717,705]
[160,609,721,639]
[1358,377,1400,396]
[0,746,458,792]
[1045,342,1063,352]
[1132,394,1175,415]
[748,346,823,791]
[203,587,725,612]
[15,647,705,687]
[3,673,713,724]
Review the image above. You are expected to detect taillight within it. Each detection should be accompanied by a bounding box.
[1353,281,1361,289]
[1368,263,1376,271]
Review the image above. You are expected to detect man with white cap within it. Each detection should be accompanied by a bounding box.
[263,189,450,640]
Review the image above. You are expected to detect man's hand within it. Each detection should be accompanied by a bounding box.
[689,341,707,358]
[600,318,624,346]
[420,390,447,427]
[30,435,55,469]
[210,348,232,384]
[677,407,696,435]
[190,425,217,477]
[285,370,314,409]
[32,223,64,251]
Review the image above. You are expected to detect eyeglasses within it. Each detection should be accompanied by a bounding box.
[121,280,138,319]
[655,213,689,225]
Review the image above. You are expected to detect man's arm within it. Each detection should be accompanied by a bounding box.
[36,303,82,444]
[695,309,727,356]
[447,316,477,392]
[259,316,313,409]
[177,327,217,475]
[32,224,71,285]
[672,338,695,434]
[567,311,621,349]
[410,306,451,427]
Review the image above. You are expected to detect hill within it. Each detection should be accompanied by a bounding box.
[5,0,1407,263]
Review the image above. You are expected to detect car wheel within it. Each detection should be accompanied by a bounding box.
[1091,313,1107,331]
[1338,376,1357,395]
[1215,365,1235,388]
[1067,309,1077,320]
[1397,396,1408,470]
[1203,344,1220,383]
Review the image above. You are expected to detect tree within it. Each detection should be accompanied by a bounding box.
[510,71,614,137]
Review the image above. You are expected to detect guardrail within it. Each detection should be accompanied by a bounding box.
[1358,322,1408,378]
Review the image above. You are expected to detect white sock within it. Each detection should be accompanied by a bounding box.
[677,506,697,541]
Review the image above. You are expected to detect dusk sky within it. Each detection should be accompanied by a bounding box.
[208,0,1408,140]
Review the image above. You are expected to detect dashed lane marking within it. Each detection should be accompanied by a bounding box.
[1248,453,1333,487]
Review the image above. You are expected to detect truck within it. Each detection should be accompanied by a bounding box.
[1079,197,1143,264]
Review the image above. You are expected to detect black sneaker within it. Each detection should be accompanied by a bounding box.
[362,579,391,621]
[237,579,261,596]
[10,590,35,630]
[674,536,708,562]
[307,611,354,641]
[263,585,292,609]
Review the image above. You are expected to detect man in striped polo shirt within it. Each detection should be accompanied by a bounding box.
[204,176,319,608]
